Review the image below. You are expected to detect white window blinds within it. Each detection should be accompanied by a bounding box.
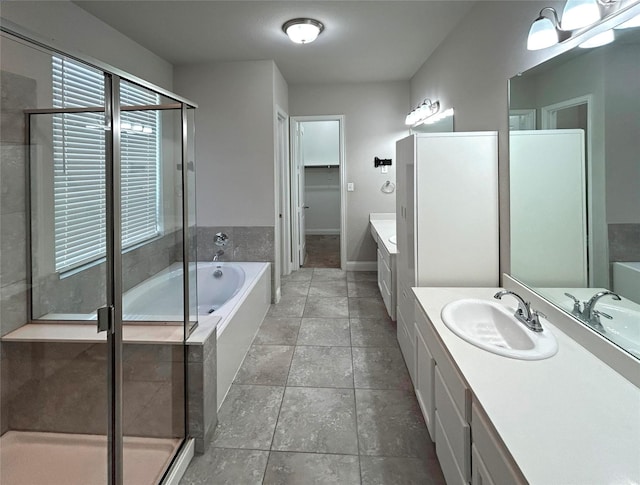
[53,57,160,272]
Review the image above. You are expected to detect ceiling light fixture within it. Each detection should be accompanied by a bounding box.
[526,0,620,50]
[282,18,324,44]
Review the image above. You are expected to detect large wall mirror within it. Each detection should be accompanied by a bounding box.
[509,12,639,359]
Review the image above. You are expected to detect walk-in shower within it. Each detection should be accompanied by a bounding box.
[0,24,197,485]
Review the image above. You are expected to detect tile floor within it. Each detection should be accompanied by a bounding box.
[181,269,445,485]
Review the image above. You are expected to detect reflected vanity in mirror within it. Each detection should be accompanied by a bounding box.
[509,14,640,359]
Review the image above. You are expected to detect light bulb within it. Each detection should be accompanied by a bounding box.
[579,29,614,48]
[527,16,558,50]
[561,0,601,30]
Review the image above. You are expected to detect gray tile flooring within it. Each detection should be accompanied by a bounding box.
[181,269,445,485]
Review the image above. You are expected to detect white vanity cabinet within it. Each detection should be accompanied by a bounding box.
[369,215,397,320]
[396,132,499,385]
[471,404,527,485]
[415,299,472,484]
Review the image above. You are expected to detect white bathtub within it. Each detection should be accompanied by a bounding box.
[613,262,640,303]
[185,261,271,410]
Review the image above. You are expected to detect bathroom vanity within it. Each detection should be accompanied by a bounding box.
[410,287,640,485]
[369,213,397,320]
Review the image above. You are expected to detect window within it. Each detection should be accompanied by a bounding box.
[53,57,160,272]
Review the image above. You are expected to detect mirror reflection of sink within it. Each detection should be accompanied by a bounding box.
[555,297,640,357]
[388,235,396,245]
[441,299,558,360]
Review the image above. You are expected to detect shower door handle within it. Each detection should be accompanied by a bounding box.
[97,305,114,333]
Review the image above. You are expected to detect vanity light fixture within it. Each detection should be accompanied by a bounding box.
[282,18,324,44]
[579,28,615,47]
[526,0,620,50]
[404,99,440,126]
[614,12,640,28]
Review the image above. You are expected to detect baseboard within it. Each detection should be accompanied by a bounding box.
[306,230,340,236]
[164,438,195,485]
[346,261,377,271]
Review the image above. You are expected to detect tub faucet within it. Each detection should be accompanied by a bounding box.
[582,290,621,330]
[494,290,544,332]
[213,249,224,262]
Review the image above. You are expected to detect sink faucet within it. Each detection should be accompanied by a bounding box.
[494,290,544,332]
[582,290,621,330]
[213,249,224,262]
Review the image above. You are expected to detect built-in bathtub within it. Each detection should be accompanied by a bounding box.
[186,262,271,410]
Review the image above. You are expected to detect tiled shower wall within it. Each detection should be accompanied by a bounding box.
[31,231,181,319]
[1,71,34,338]
[2,341,185,438]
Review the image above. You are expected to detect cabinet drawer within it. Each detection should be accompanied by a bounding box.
[435,411,467,485]
[435,366,470,482]
[471,444,496,485]
[471,403,526,485]
[414,323,435,440]
[396,307,415,381]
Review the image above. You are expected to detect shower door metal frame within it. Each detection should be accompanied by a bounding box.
[3,22,198,485]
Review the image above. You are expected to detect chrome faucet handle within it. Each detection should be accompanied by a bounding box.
[215,232,229,247]
[529,310,546,332]
[593,309,612,320]
[564,293,582,314]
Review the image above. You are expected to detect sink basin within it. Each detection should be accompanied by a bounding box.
[388,235,396,245]
[441,299,558,360]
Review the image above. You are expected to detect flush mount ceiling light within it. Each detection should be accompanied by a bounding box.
[282,18,324,44]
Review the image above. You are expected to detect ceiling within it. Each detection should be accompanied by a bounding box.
[74,1,475,84]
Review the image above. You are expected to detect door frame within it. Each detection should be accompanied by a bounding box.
[275,106,290,302]
[542,94,594,286]
[288,115,346,271]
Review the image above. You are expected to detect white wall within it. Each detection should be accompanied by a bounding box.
[174,61,277,227]
[289,81,409,264]
[409,0,578,275]
[0,1,173,90]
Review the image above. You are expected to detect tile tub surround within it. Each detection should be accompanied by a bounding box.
[609,223,640,262]
[187,334,217,454]
[196,225,277,300]
[180,269,445,485]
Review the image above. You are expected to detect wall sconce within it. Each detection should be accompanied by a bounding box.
[527,0,620,50]
[404,99,441,126]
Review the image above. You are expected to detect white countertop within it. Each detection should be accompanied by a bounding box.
[413,287,640,485]
[369,213,397,255]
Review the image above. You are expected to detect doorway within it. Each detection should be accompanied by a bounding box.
[542,95,595,286]
[289,116,346,270]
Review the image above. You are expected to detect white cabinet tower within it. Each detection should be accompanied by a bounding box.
[396,132,499,381]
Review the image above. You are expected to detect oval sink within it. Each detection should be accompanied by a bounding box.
[388,235,397,245]
[441,299,558,360]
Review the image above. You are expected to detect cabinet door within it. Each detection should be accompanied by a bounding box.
[396,305,415,382]
[472,444,496,485]
[395,135,415,299]
[415,323,435,440]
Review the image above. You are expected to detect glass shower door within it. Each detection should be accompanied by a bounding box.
[118,80,186,485]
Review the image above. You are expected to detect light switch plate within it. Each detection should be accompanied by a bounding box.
[381,166,389,174]
[347,182,354,191]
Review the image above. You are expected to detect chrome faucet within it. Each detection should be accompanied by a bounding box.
[213,249,224,262]
[582,290,621,330]
[494,290,544,332]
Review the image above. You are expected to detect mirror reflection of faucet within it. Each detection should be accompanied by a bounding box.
[564,290,622,332]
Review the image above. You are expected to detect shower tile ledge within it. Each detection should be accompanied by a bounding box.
[0,321,218,344]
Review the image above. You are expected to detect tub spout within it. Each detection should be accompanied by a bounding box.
[213,249,224,262]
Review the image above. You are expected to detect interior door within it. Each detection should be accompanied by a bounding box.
[297,125,306,265]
